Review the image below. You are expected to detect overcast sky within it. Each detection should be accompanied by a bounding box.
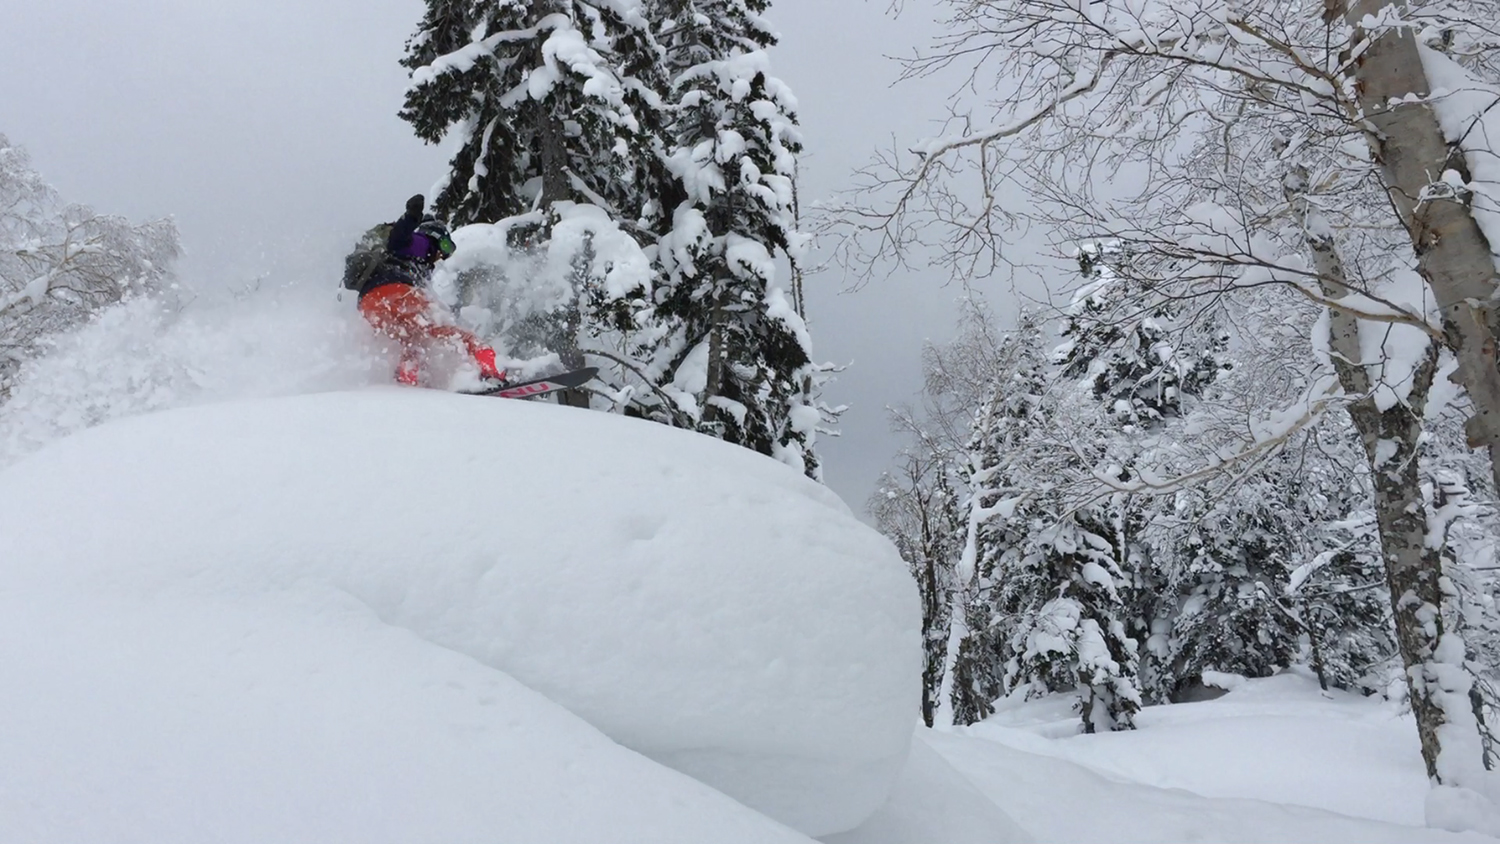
[0,0,1040,514]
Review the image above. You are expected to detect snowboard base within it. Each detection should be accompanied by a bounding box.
[459,366,598,400]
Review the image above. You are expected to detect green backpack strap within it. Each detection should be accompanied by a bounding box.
[341,223,393,291]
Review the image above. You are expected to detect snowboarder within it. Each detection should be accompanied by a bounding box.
[351,194,505,387]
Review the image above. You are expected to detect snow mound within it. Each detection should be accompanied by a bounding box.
[0,390,920,837]
[0,583,814,844]
[1429,785,1500,839]
[823,731,1032,844]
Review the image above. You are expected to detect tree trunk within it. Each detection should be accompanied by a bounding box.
[557,305,590,408]
[526,0,587,409]
[1291,162,1457,781]
[538,109,571,211]
[1345,1,1500,494]
[1352,358,1448,781]
[915,484,953,730]
[702,299,726,428]
[920,548,940,729]
[1306,603,1331,693]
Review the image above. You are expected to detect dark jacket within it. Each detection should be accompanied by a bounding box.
[359,209,432,298]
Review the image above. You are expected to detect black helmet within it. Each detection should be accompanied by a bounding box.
[417,217,455,259]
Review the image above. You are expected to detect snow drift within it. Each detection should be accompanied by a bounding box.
[0,389,921,838]
[0,578,815,844]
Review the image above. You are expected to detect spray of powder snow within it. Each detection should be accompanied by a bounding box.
[0,214,658,471]
[0,283,397,468]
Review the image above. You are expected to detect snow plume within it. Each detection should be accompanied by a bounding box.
[437,203,652,307]
[0,283,386,469]
[0,134,180,398]
[431,202,658,387]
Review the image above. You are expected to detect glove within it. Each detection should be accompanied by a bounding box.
[405,194,425,217]
[473,347,505,381]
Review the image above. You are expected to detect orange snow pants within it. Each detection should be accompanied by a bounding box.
[358,283,485,385]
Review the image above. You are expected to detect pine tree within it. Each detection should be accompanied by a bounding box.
[400,0,667,406]
[399,0,823,469]
[1050,243,1220,705]
[956,346,1145,731]
[1057,242,1224,429]
[1047,245,1384,702]
[942,313,1051,726]
[946,393,1022,727]
[943,305,1149,732]
[645,0,821,476]
[1291,542,1393,695]
[1161,463,1307,697]
[997,502,1145,732]
[399,0,660,226]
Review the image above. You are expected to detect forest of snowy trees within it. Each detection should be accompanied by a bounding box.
[850,0,1500,802]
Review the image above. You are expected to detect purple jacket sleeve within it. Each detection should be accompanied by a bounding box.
[387,209,421,255]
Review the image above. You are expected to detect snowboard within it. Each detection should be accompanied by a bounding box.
[460,366,598,400]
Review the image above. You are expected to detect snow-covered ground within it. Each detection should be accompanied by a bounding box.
[904,673,1498,844]
[3,292,1499,843]
[977,672,1425,824]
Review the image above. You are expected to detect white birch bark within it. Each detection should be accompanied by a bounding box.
[1345,1,1500,485]
[1289,159,1470,784]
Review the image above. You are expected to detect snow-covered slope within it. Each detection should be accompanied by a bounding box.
[928,673,1498,844]
[972,672,1428,825]
[0,389,921,839]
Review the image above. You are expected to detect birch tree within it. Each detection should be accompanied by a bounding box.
[1339,1,1500,485]
[869,437,962,728]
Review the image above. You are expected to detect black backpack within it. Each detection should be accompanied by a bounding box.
[341,223,392,291]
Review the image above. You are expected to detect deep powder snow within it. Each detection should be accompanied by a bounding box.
[0,389,922,839]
